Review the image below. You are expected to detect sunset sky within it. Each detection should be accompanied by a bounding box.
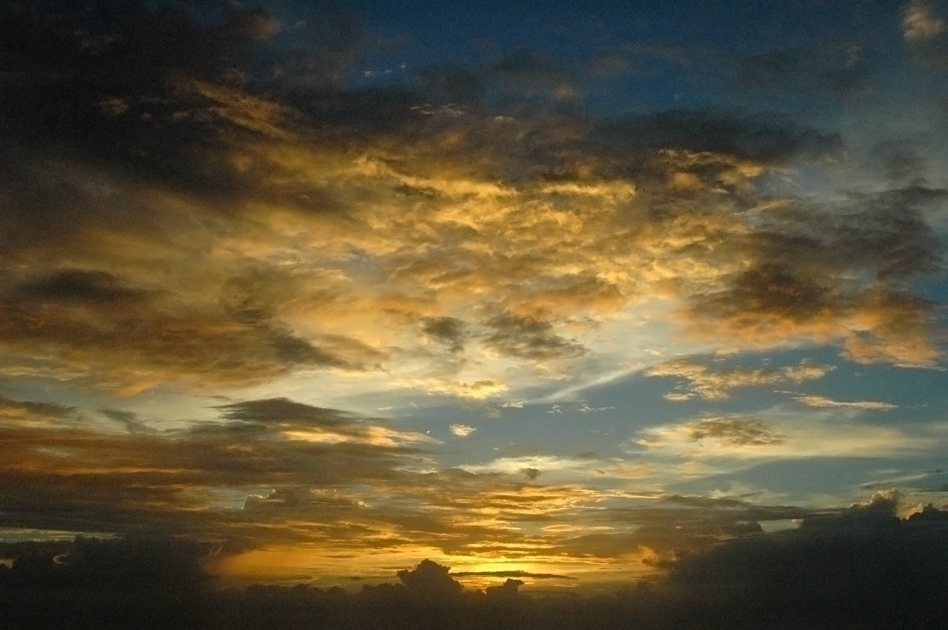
[2,0,948,593]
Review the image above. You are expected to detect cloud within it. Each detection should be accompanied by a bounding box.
[0,535,210,591]
[0,395,75,429]
[398,378,509,399]
[3,6,942,403]
[683,418,785,447]
[0,267,381,394]
[1,5,948,599]
[666,496,948,628]
[0,396,442,544]
[421,317,468,353]
[639,417,786,449]
[452,569,575,580]
[714,43,869,99]
[214,397,437,447]
[449,424,476,437]
[677,186,945,365]
[488,48,572,99]
[396,559,463,599]
[646,358,834,400]
[11,269,150,305]
[597,110,844,165]
[483,312,587,363]
[100,408,151,434]
[903,0,946,43]
[634,410,938,460]
[789,394,897,411]
[1,0,944,413]
[216,397,358,428]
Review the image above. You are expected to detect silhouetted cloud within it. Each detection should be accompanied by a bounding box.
[453,569,575,580]
[667,496,948,628]
[397,559,463,599]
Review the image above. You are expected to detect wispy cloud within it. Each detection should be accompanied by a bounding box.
[646,358,834,401]
[635,411,941,460]
[789,394,897,411]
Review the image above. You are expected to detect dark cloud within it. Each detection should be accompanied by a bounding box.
[836,186,946,279]
[597,110,844,165]
[0,535,215,628]
[693,261,833,322]
[681,185,945,364]
[747,186,947,285]
[483,312,586,362]
[0,1,363,234]
[0,535,209,591]
[0,396,432,543]
[721,43,870,98]
[867,139,929,183]
[216,397,357,429]
[0,394,74,424]
[416,64,486,109]
[0,267,379,392]
[733,49,805,87]
[667,501,948,628]
[453,569,575,580]
[10,268,149,305]
[100,408,150,434]
[685,418,785,447]
[488,48,570,99]
[421,316,468,353]
[6,544,948,628]
[396,559,463,600]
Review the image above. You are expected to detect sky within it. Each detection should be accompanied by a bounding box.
[2,0,948,605]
